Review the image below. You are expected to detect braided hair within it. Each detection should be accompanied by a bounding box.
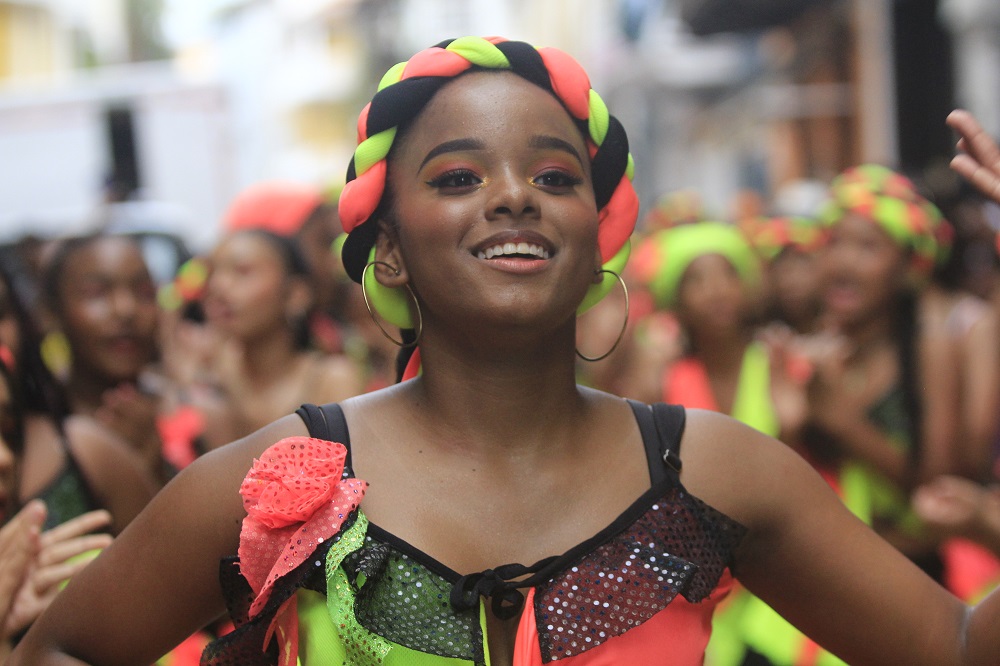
[337,37,639,378]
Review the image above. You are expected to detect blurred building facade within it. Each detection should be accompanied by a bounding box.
[0,0,995,250]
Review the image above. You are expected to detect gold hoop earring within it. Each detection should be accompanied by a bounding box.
[361,260,423,349]
[576,269,629,363]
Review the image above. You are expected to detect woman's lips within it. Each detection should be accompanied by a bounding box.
[105,335,145,356]
[476,241,551,260]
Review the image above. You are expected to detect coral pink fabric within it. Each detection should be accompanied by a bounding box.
[238,437,367,666]
[223,182,323,237]
[511,571,733,665]
[664,358,719,411]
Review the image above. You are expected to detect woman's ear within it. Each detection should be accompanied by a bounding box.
[373,220,410,288]
[285,277,313,321]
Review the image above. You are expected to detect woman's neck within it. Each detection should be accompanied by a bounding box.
[405,329,590,458]
[66,369,125,417]
[840,311,896,358]
[690,327,751,374]
[232,330,304,381]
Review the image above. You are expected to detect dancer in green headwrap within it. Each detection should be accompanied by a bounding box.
[810,164,953,581]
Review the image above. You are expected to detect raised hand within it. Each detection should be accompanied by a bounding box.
[912,475,1000,555]
[947,109,1000,204]
[4,509,113,638]
[0,501,45,626]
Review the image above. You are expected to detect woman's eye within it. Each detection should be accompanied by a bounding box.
[534,170,582,189]
[428,170,481,190]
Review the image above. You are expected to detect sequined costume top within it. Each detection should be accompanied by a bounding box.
[202,400,747,665]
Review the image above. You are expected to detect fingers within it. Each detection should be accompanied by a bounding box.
[32,548,105,591]
[948,109,1000,204]
[37,533,113,569]
[39,509,112,548]
[911,476,983,530]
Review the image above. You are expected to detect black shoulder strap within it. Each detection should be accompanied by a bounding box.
[627,400,685,486]
[294,403,354,473]
[651,402,685,476]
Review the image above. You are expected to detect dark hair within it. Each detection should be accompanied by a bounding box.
[894,290,923,482]
[0,352,25,456]
[0,264,71,426]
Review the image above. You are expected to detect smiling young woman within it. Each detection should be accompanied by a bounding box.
[9,37,1000,666]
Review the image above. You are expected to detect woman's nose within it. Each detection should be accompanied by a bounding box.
[486,170,539,221]
[110,287,140,320]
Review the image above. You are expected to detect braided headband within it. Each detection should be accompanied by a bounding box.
[338,36,639,329]
[819,164,948,276]
[632,222,761,310]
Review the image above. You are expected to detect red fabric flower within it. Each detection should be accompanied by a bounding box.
[237,437,367,619]
[241,438,348,529]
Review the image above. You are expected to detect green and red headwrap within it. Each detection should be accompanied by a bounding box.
[739,215,827,261]
[820,164,949,277]
[337,36,638,332]
[630,221,761,310]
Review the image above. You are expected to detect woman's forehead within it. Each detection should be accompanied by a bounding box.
[64,238,145,274]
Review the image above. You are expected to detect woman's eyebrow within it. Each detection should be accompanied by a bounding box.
[419,138,486,172]
[529,135,584,165]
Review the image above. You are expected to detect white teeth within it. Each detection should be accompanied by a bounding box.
[478,242,552,259]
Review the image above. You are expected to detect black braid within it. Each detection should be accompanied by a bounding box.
[894,290,923,484]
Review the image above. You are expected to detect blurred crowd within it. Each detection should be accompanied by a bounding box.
[1,147,1000,664]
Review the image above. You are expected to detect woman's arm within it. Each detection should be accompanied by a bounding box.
[957,307,1000,481]
[9,414,308,666]
[681,410,998,665]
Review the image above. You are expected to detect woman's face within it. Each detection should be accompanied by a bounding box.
[675,254,747,334]
[770,249,821,324]
[379,71,600,335]
[57,238,159,383]
[204,233,302,342]
[820,212,909,327]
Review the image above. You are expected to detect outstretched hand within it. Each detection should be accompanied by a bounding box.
[912,475,1000,557]
[0,501,45,627]
[4,508,113,638]
[948,109,1000,204]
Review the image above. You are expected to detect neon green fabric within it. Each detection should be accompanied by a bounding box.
[700,345,843,666]
[731,341,779,438]
[635,222,761,309]
[296,511,478,666]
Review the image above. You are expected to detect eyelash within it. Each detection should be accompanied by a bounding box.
[533,169,583,189]
[427,168,583,192]
[427,169,482,190]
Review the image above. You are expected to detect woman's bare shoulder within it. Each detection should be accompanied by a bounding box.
[677,408,827,528]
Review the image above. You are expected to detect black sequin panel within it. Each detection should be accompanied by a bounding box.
[201,517,344,666]
[343,535,486,663]
[535,485,746,661]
